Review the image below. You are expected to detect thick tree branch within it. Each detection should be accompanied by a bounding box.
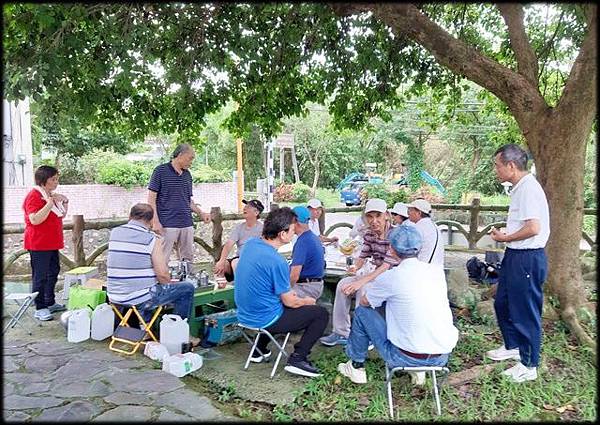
[496,3,540,87]
[555,4,597,126]
[329,3,548,135]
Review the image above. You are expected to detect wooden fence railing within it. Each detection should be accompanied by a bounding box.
[3,199,596,273]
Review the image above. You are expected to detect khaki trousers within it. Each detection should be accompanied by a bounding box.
[332,275,374,338]
[162,226,195,265]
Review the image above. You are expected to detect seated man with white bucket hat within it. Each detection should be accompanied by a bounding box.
[388,202,415,228]
[307,198,339,245]
[320,198,400,347]
[407,199,444,268]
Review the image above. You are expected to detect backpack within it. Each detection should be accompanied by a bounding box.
[466,256,501,284]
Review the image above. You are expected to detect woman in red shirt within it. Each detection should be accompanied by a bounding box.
[23,165,69,321]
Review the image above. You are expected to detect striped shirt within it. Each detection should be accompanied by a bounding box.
[148,162,194,228]
[107,220,158,305]
[359,226,400,268]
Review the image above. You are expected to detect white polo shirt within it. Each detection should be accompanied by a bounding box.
[366,258,459,354]
[414,217,444,267]
[506,173,550,249]
[308,218,321,236]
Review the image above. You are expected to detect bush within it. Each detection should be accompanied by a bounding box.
[360,183,409,207]
[274,182,311,202]
[291,182,311,202]
[97,159,153,188]
[190,164,230,183]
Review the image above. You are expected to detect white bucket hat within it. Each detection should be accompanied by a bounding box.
[307,198,322,209]
[389,202,409,218]
[408,199,432,215]
[364,198,387,213]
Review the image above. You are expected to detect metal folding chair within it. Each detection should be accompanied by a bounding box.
[237,323,290,378]
[385,365,450,418]
[3,291,40,335]
[109,304,163,355]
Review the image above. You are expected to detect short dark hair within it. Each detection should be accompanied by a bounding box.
[262,207,295,240]
[494,144,528,171]
[34,165,58,186]
[171,143,194,159]
[129,203,154,222]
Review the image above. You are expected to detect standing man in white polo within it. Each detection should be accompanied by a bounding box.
[407,199,444,268]
[486,144,549,383]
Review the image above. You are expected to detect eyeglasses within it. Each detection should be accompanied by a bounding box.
[390,212,399,216]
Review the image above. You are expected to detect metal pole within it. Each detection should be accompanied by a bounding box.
[236,138,244,213]
[266,139,274,212]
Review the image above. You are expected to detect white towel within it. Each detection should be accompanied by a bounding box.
[33,186,66,218]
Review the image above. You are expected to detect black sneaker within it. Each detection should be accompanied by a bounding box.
[250,349,272,363]
[284,356,322,378]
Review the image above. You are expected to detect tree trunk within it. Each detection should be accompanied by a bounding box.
[311,162,320,197]
[526,112,594,347]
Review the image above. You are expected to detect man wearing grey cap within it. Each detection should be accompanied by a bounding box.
[337,225,458,385]
[407,199,444,267]
[320,198,400,347]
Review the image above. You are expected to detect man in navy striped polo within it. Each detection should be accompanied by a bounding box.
[148,144,211,265]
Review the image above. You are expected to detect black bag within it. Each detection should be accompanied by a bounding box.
[466,256,488,283]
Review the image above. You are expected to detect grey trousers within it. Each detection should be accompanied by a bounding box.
[293,280,324,300]
[162,226,195,265]
[332,275,374,338]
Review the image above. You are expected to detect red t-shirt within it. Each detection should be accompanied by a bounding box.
[23,189,64,251]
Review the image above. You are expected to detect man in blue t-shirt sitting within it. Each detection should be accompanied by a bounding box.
[234,207,329,378]
[290,206,325,300]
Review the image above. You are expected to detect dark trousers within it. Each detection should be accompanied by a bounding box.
[29,250,60,310]
[494,248,547,367]
[257,305,329,360]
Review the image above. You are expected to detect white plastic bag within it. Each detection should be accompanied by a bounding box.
[144,341,170,362]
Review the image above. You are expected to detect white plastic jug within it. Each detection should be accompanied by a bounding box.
[91,303,115,341]
[162,352,203,377]
[144,341,170,362]
[67,307,92,343]
[159,314,189,355]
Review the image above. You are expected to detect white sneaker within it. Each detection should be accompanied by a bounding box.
[501,362,537,382]
[337,360,367,384]
[34,308,53,321]
[408,371,426,386]
[486,345,520,361]
[368,343,374,351]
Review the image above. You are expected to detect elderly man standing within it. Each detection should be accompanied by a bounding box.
[147,143,211,265]
[107,203,199,345]
[337,225,458,385]
[320,198,400,347]
[289,206,325,300]
[486,144,549,383]
[407,199,444,267]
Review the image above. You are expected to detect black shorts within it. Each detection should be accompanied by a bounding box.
[224,256,239,282]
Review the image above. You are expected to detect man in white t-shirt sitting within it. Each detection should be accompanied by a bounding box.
[307,198,338,245]
[337,225,458,385]
[407,199,444,268]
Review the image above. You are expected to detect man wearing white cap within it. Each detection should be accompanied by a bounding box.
[389,202,415,228]
[407,199,444,267]
[320,198,400,347]
[307,198,338,245]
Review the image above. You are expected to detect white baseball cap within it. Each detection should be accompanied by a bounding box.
[307,198,322,209]
[408,199,432,215]
[364,198,387,213]
[389,202,409,217]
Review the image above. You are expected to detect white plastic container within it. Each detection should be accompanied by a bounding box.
[91,303,115,341]
[144,341,170,361]
[162,352,203,377]
[67,307,92,343]
[159,314,189,355]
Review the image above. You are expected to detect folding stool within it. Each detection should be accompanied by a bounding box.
[385,365,450,417]
[62,266,99,300]
[3,291,40,335]
[238,323,291,378]
[109,304,163,355]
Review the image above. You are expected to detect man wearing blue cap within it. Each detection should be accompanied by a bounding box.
[290,206,325,299]
[337,225,458,385]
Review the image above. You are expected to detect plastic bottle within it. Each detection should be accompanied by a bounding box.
[159,314,189,355]
[162,352,203,377]
[91,303,115,341]
[67,307,92,343]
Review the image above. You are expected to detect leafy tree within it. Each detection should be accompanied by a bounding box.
[3,3,596,344]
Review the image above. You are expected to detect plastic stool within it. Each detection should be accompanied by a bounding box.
[63,266,99,300]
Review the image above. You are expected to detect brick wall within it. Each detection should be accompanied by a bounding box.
[3,182,238,224]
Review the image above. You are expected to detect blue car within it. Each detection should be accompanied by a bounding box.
[340,181,368,206]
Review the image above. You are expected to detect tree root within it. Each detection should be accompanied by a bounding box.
[560,305,596,349]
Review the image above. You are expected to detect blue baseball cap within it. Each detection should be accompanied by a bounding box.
[389,225,422,256]
[292,206,311,224]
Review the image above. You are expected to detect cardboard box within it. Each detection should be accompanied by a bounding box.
[82,278,105,290]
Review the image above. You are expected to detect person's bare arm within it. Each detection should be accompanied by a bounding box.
[342,262,390,296]
[289,265,302,285]
[214,240,236,275]
[190,199,211,223]
[147,190,163,235]
[151,238,171,283]
[359,293,371,307]
[280,290,315,308]
[28,198,55,225]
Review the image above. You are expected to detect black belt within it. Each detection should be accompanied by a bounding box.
[298,277,323,283]
[399,348,441,359]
